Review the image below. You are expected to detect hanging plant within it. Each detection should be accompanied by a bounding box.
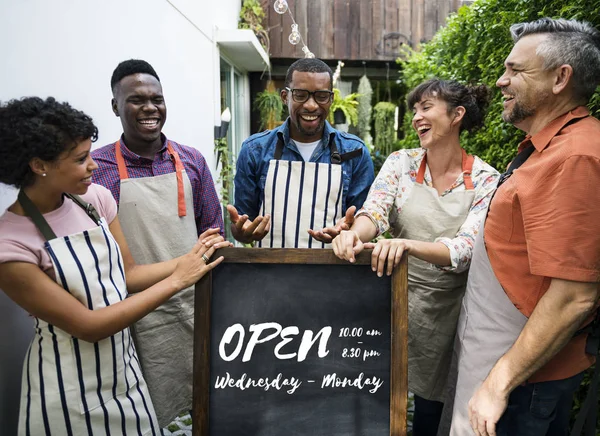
[357,75,373,145]
[239,0,270,53]
[373,101,397,158]
[254,81,283,130]
[328,88,360,127]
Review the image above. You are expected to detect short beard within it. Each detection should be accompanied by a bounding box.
[295,115,324,138]
[503,101,535,125]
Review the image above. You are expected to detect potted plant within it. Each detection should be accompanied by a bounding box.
[254,81,283,130]
[328,88,360,127]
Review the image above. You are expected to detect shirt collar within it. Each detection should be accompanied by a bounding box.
[519,106,590,153]
[118,133,169,161]
[277,117,336,151]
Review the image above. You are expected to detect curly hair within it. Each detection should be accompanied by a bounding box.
[0,96,98,188]
[111,59,160,93]
[407,79,490,133]
[284,58,333,89]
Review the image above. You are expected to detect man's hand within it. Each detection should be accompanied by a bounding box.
[331,229,364,263]
[308,206,357,243]
[467,377,509,436]
[226,205,270,244]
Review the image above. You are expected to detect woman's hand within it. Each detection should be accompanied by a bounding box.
[332,230,364,263]
[170,236,231,291]
[365,239,413,277]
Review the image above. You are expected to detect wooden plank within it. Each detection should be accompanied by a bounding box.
[398,0,412,47]
[280,0,296,58]
[358,0,373,59]
[268,0,283,58]
[412,0,424,49]
[333,0,349,60]
[192,272,211,436]
[390,256,409,436]
[306,0,322,59]
[322,0,334,59]
[349,0,360,59]
[294,0,308,58]
[423,0,438,42]
[372,0,383,60]
[214,247,375,265]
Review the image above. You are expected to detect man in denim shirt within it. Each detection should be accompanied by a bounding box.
[227,58,374,248]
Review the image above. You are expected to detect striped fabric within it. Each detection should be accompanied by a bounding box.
[18,219,160,435]
[258,160,343,248]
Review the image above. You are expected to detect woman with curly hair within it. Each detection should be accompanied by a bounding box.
[0,97,229,435]
[331,79,500,435]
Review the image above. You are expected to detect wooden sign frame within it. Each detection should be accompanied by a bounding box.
[192,248,408,436]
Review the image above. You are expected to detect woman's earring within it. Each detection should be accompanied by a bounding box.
[42,173,47,177]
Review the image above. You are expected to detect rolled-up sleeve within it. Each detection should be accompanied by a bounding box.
[436,172,499,272]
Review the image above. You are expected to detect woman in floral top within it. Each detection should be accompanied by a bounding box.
[332,79,500,436]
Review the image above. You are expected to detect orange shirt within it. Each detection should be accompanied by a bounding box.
[484,107,600,382]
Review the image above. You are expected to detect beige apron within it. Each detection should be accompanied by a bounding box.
[115,140,197,427]
[258,136,346,248]
[392,149,475,401]
[448,219,528,435]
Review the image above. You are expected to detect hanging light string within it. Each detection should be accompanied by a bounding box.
[273,0,314,58]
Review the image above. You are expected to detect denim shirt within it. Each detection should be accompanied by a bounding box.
[234,119,375,220]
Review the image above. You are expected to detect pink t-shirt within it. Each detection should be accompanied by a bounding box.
[0,184,118,273]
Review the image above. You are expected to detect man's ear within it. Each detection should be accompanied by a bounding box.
[111,98,119,117]
[280,88,289,107]
[452,106,466,126]
[553,64,573,95]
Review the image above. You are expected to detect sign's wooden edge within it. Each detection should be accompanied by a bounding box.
[193,252,409,436]
[214,247,375,265]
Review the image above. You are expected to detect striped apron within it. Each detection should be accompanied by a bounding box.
[17,192,160,436]
[258,137,360,248]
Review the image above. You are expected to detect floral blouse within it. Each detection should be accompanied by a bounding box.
[356,148,500,273]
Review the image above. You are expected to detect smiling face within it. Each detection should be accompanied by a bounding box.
[411,94,461,149]
[281,71,332,142]
[112,73,166,147]
[497,34,555,132]
[40,138,98,195]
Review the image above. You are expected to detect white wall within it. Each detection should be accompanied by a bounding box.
[0,0,237,174]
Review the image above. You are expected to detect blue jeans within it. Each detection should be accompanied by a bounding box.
[413,394,444,436]
[496,371,585,436]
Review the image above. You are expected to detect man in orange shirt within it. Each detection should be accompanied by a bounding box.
[450,18,600,436]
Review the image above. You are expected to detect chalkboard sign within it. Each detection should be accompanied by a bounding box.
[193,249,408,436]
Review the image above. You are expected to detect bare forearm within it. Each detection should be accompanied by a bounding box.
[77,276,181,342]
[407,240,451,266]
[125,257,179,293]
[350,216,378,242]
[486,279,599,395]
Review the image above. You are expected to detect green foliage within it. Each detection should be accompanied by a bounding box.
[373,102,397,158]
[328,88,360,126]
[254,88,283,130]
[397,0,600,170]
[239,0,269,51]
[214,137,233,206]
[357,75,374,145]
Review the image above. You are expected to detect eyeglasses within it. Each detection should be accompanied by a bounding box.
[285,87,333,104]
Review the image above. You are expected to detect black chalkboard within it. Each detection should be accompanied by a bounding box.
[193,248,408,436]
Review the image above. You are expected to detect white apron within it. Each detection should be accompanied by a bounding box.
[448,218,528,435]
[115,140,197,426]
[258,136,362,248]
[392,149,475,402]
[17,191,160,435]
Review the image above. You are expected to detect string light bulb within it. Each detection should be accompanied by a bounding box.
[274,0,288,14]
[288,24,301,45]
[302,46,315,58]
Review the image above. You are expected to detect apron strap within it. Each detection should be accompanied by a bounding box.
[18,190,57,241]
[115,139,187,217]
[416,149,475,189]
[17,191,102,241]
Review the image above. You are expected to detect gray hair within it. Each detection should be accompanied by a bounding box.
[510,17,600,103]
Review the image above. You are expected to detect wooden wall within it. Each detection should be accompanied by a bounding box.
[262,0,460,61]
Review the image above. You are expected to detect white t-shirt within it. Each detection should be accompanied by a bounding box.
[291,139,321,162]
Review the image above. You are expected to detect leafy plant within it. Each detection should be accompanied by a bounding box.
[254,81,283,130]
[357,75,374,145]
[239,0,269,52]
[373,102,397,158]
[328,88,360,126]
